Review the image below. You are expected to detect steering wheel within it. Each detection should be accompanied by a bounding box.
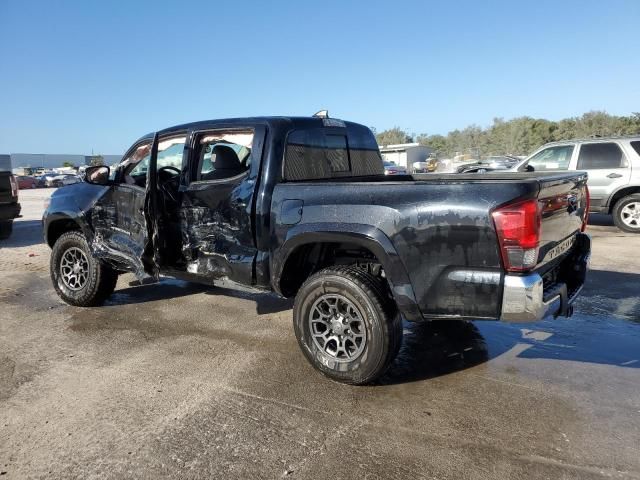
[157,166,181,205]
[158,166,181,177]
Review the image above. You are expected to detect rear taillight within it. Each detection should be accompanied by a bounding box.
[581,185,590,232]
[9,175,18,197]
[492,198,541,272]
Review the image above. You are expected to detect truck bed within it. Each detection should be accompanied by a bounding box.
[271,170,588,320]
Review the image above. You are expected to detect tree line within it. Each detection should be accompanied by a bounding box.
[374,111,640,158]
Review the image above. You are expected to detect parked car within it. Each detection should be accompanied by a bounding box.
[516,136,640,233]
[0,172,21,239]
[42,175,59,187]
[16,175,38,189]
[46,174,81,188]
[383,161,407,175]
[456,155,521,173]
[34,176,48,188]
[43,115,590,384]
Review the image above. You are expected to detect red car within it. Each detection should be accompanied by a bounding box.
[16,175,38,189]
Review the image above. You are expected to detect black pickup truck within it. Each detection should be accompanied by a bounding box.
[0,171,21,239]
[43,115,591,384]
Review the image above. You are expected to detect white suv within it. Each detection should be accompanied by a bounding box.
[519,137,640,233]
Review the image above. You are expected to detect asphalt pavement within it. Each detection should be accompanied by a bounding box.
[1,188,639,479]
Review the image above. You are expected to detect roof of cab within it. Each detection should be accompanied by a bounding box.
[133,116,369,145]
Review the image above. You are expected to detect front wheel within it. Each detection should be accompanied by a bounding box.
[293,266,402,385]
[50,231,118,306]
[612,194,640,233]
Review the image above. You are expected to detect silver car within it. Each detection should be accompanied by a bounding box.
[46,174,82,188]
[517,136,640,233]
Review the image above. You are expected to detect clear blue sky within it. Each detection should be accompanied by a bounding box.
[1,0,638,154]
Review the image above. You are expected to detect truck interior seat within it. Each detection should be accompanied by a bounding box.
[202,145,246,180]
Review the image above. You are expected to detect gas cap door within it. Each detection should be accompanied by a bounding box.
[281,199,303,225]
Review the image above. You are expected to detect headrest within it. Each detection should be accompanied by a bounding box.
[212,145,240,170]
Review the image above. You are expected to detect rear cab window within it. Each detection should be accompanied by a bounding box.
[283,122,384,181]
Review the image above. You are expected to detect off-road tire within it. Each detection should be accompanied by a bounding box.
[0,220,13,240]
[612,194,640,233]
[50,231,118,306]
[293,265,402,385]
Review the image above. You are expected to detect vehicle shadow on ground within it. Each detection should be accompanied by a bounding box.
[381,269,640,385]
[0,220,44,248]
[107,278,293,315]
[204,287,294,315]
[379,320,494,385]
[588,213,614,226]
[107,280,210,306]
[582,269,640,306]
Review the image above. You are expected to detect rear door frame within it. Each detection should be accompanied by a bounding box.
[178,124,267,285]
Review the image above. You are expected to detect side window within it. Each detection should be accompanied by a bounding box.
[527,145,574,171]
[122,142,152,187]
[157,136,186,170]
[195,130,254,181]
[577,143,627,169]
[631,141,640,157]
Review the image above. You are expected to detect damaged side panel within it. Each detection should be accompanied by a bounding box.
[90,184,150,279]
[180,176,257,286]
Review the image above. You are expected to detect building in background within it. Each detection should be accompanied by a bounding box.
[6,153,122,174]
[379,143,433,170]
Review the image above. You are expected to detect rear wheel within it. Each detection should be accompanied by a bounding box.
[50,231,118,306]
[293,266,402,385]
[0,220,13,240]
[612,194,640,233]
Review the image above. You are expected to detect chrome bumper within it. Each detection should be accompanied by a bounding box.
[500,233,590,322]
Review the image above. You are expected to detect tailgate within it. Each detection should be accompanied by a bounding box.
[536,172,588,272]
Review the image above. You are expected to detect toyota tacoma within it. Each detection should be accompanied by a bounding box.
[43,115,591,384]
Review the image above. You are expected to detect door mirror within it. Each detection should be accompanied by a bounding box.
[84,166,111,185]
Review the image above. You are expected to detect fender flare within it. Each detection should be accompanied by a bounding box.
[44,210,93,247]
[272,222,422,321]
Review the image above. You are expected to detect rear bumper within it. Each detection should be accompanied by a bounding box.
[500,233,591,322]
[0,202,21,221]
